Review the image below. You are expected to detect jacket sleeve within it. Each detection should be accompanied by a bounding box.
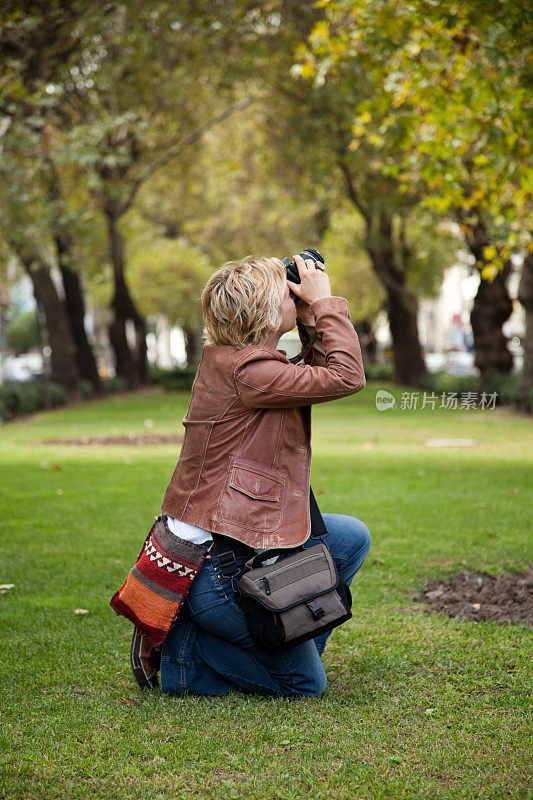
[233,296,366,409]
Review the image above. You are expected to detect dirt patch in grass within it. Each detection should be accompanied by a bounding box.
[41,433,183,446]
[419,567,532,626]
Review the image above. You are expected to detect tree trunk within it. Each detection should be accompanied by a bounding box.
[59,263,103,393]
[459,216,513,387]
[46,160,103,393]
[353,318,377,364]
[184,325,203,367]
[105,211,149,388]
[24,260,80,396]
[517,250,533,413]
[367,213,426,386]
[470,264,514,388]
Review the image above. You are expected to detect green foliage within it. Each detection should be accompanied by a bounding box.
[150,366,197,392]
[419,371,480,396]
[486,373,523,407]
[5,309,40,354]
[0,380,66,420]
[78,379,95,399]
[321,205,384,319]
[126,218,212,327]
[305,0,533,266]
[418,370,522,407]
[364,363,394,381]
[103,376,128,394]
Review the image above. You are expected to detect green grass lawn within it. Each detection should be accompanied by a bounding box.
[1,383,531,800]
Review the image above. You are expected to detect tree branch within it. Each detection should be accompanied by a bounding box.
[337,156,371,226]
[118,96,257,216]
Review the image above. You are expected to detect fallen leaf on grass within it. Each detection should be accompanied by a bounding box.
[0,584,15,594]
[73,608,89,615]
[114,697,139,706]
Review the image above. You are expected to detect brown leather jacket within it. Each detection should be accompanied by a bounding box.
[161,296,365,549]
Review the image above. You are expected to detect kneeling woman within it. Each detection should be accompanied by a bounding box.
[144,253,370,697]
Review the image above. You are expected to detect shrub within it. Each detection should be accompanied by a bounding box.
[150,366,197,392]
[78,379,95,399]
[0,380,66,421]
[364,363,394,381]
[45,382,67,407]
[103,376,128,393]
[486,373,521,407]
[419,371,480,395]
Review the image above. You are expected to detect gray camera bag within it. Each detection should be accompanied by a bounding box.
[237,542,352,652]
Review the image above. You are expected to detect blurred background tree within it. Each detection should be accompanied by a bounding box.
[302,0,532,391]
[1,0,531,407]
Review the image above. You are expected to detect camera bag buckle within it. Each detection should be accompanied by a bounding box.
[305,598,326,621]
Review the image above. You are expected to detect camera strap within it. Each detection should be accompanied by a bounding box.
[289,320,318,365]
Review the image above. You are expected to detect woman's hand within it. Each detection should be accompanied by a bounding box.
[287,253,332,306]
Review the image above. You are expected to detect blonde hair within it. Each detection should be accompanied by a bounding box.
[201,256,286,348]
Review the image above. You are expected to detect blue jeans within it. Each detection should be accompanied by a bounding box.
[160,514,371,698]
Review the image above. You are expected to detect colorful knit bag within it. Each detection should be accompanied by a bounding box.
[110,515,207,646]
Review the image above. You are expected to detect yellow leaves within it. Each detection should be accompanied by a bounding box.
[527,240,533,255]
[481,264,498,281]
[330,40,348,58]
[473,154,488,165]
[392,87,409,108]
[300,61,316,79]
[351,112,372,141]
[464,186,486,209]
[349,139,361,152]
[435,196,451,212]
[312,20,330,43]
[295,43,308,61]
[481,244,510,281]
[367,133,384,148]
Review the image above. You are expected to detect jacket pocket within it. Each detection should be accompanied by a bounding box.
[216,457,285,533]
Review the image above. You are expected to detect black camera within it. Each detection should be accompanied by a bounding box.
[281,248,325,285]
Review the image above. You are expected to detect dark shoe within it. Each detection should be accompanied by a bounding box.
[130,627,160,689]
